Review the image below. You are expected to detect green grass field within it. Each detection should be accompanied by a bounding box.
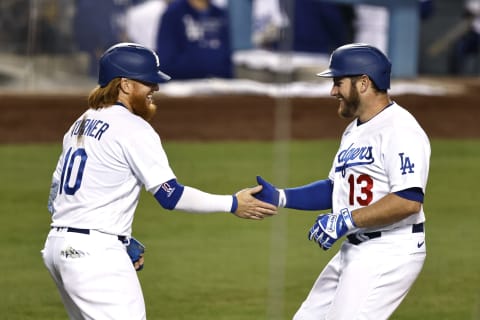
[1,140,479,320]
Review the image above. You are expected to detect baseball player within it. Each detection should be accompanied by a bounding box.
[255,43,431,319]
[41,42,277,320]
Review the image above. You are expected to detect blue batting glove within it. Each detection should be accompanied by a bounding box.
[308,208,356,250]
[126,237,145,271]
[254,176,280,206]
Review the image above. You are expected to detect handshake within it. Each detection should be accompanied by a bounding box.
[253,176,356,250]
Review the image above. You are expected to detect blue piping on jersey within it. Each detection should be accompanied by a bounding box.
[395,187,424,203]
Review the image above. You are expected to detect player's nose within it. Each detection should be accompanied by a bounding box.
[330,85,338,96]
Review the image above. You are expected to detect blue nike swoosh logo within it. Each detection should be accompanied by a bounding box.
[417,241,425,248]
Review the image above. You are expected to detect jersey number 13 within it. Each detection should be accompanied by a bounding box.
[348,173,373,206]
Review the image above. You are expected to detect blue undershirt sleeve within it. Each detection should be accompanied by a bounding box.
[394,187,424,203]
[284,179,333,210]
[153,178,185,210]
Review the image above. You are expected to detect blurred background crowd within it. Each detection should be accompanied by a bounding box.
[0,0,478,91]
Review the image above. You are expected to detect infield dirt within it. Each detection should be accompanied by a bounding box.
[1,78,479,143]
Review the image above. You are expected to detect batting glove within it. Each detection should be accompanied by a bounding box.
[126,237,145,271]
[254,176,286,207]
[308,208,356,250]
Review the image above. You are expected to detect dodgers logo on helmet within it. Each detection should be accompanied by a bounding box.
[98,42,171,87]
[317,43,392,90]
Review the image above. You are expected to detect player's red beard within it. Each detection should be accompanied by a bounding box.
[130,91,157,122]
[337,85,360,119]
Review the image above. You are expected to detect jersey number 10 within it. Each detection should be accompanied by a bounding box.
[59,147,88,195]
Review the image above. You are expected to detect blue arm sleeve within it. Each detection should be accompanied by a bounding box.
[284,179,333,210]
[154,178,185,210]
[394,187,424,203]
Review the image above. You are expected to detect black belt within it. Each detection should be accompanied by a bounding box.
[347,223,424,245]
[51,227,127,243]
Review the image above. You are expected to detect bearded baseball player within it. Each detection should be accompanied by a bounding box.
[41,42,277,320]
[255,43,431,319]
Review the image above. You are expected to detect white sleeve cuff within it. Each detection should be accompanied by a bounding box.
[279,189,286,208]
[174,186,232,213]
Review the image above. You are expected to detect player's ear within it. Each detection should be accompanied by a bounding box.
[119,78,131,94]
[359,75,370,92]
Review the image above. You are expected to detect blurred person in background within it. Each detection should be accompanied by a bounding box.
[251,0,289,49]
[292,0,353,54]
[0,0,70,54]
[155,0,233,79]
[73,0,142,78]
[252,0,352,53]
[237,0,352,82]
[125,0,170,50]
[0,0,29,52]
[354,0,434,54]
[447,0,480,75]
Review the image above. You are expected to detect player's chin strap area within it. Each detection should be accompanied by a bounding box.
[51,226,129,244]
[346,223,424,245]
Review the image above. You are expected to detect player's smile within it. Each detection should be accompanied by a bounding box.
[146,92,153,104]
[331,77,359,119]
[129,81,159,121]
[335,84,360,119]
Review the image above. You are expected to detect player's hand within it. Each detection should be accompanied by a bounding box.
[127,237,146,271]
[134,254,145,271]
[308,208,356,250]
[253,175,287,207]
[234,185,278,220]
[253,176,280,206]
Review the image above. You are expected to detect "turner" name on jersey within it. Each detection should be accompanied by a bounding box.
[70,118,110,141]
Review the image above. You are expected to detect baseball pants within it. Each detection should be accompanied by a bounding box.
[42,228,146,320]
[293,225,426,320]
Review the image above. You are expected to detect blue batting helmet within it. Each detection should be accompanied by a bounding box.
[98,42,171,87]
[317,43,391,90]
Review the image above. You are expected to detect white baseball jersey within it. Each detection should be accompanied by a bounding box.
[49,104,176,236]
[43,103,235,319]
[294,102,431,320]
[328,102,431,233]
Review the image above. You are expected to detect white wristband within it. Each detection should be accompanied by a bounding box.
[340,208,356,230]
[278,189,287,208]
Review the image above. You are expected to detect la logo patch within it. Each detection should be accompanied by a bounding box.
[399,153,415,175]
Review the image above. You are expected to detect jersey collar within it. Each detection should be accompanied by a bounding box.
[357,101,394,126]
